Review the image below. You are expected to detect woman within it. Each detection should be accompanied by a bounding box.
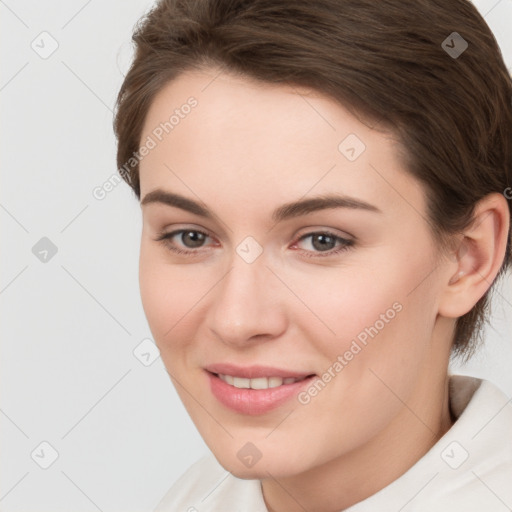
[113,0,512,510]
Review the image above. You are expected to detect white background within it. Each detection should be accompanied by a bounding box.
[1,1,511,510]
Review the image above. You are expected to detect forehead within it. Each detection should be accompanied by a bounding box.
[138,68,425,219]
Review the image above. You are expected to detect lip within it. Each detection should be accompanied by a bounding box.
[204,363,313,379]
[205,369,317,416]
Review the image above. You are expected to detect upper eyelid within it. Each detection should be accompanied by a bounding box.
[160,225,213,239]
[163,226,351,238]
[296,229,352,241]
[162,228,213,243]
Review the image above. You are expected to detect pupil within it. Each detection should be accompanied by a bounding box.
[183,231,205,248]
[312,234,335,251]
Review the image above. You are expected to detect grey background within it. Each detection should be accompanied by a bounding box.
[1,0,511,510]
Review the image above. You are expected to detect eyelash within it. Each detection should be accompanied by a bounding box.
[295,232,354,258]
[154,228,354,258]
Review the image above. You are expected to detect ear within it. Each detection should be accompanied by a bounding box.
[438,192,510,318]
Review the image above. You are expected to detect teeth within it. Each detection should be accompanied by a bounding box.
[218,374,307,389]
[233,377,251,388]
[269,377,285,388]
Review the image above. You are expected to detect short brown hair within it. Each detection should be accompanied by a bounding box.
[113,0,512,360]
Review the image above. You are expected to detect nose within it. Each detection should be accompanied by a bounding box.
[206,254,288,348]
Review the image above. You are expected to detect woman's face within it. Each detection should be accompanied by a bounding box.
[138,68,453,478]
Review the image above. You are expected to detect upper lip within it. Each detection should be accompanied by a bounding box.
[205,363,315,379]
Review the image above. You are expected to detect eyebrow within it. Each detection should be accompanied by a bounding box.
[141,188,381,223]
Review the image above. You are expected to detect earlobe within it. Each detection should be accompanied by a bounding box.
[438,193,510,319]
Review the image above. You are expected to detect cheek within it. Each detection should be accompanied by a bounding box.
[290,269,438,450]
[293,246,438,370]
[286,264,402,350]
[138,243,202,352]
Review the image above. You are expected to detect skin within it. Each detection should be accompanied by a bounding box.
[137,67,509,511]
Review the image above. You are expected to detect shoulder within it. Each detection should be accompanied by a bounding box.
[347,375,512,511]
[426,376,512,508]
[428,376,512,509]
[153,452,267,512]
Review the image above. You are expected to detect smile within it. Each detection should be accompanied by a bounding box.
[206,370,317,415]
[217,374,310,389]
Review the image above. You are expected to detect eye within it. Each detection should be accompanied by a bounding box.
[292,231,354,258]
[154,228,214,254]
[154,228,354,258]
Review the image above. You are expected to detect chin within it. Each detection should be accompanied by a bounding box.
[212,447,308,480]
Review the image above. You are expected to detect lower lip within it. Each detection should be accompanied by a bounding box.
[206,371,316,415]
